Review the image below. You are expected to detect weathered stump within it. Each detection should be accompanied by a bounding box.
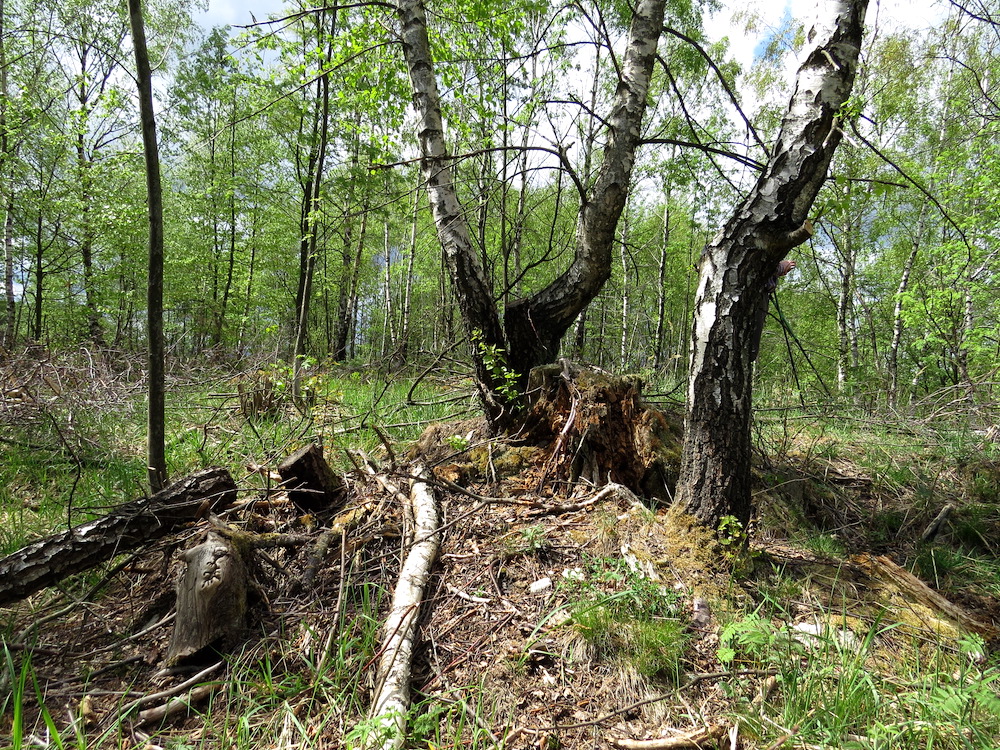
[165,531,248,666]
[520,360,683,501]
[277,443,346,511]
[0,467,237,608]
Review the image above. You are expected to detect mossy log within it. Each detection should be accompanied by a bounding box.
[0,468,237,608]
[520,360,683,501]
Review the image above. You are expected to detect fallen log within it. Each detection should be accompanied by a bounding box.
[365,464,440,750]
[0,467,237,608]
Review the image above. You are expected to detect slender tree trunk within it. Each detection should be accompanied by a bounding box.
[0,0,14,350]
[836,224,856,389]
[76,127,105,348]
[675,0,867,528]
[396,175,420,364]
[654,196,670,370]
[4,202,13,347]
[888,238,918,408]
[345,208,368,360]
[618,215,630,369]
[32,213,44,340]
[292,12,332,392]
[128,0,167,491]
[383,221,396,352]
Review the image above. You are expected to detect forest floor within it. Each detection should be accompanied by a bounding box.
[2,353,1000,749]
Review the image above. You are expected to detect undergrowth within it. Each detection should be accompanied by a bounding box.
[2,356,1000,748]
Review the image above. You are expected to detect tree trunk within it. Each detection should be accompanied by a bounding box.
[128,0,167,492]
[292,53,330,391]
[396,0,665,430]
[835,213,857,389]
[618,215,631,369]
[4,202,13,348]
[654,196,671,370]
[0,468,237,607]
[1,0,15,350]
[502,0,666,379]
[887,217,924,408]
[395,175,419,365]
[675,0,868,528]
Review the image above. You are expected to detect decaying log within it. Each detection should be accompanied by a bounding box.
[165,531,248,666]
[762,544,996,638]
[365,464,440,750]
[856,554,995,637]
[277,443,346,511]
[0,468,237,608]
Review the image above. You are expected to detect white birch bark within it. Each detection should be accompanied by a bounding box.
[364,465,439,750]
[676,0,869,526]
[396,0,666,427]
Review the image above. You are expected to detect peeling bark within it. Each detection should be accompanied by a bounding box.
[675,0,868,527]
[165,532,248,666]
[396,0,666,429]
[0,468,237,608]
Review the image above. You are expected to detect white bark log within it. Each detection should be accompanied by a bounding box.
[364,464,439,750]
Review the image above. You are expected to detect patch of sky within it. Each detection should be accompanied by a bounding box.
[752,2,794,63]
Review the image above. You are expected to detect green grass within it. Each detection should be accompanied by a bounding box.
[719,593,1000,749]
[0,364,465,553]
[564,555,689,682]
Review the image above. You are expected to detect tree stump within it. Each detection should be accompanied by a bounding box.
[165,531,249,666]
[277,443,346,512]
[520,360,683,502]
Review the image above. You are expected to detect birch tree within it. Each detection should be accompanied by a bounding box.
[396,0,667,429]
[674,0,868,527]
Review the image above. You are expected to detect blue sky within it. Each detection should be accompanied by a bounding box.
[193,0,287,31]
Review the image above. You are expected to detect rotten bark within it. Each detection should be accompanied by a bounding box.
[276,442,346,512]
[0,468,237,608]
[675,0,868,527]
[165,531,248,666]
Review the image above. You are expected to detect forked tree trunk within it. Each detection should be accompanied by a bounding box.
[675,0,868,527]
[396,0,666,430]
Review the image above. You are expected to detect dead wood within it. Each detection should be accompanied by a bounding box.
[610,726,726,749]
[277,443,346,511]
[164,531,249,666]
[136,683,219,726]
[761,544,996,638]
[520,360,682,501]
[366,464,440,750]
[0,467,237,608]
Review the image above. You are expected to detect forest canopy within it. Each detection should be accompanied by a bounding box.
[0,0,995,406]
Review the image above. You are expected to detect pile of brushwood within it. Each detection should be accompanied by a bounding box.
[2,361,999,749]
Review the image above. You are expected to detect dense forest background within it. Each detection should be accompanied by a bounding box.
[0,0,997,411]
